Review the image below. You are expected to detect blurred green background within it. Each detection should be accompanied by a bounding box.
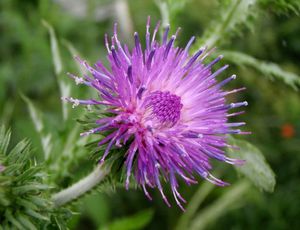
[1,0,300,229]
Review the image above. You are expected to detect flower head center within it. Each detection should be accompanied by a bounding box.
[145,91,183,127]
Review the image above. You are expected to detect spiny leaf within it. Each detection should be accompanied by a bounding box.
[194,0,258,49]
[20,94,44,133]
[221,50,300,90]
[5,210,24,229]
[16,213,38,230]
[227,137,276,192]
[42,20,62,75]
[25,209,50,221]
[27,196,50,208]
[7,139,30,163]
[259,0,300,15]
[21,93,53,159]
[16,166,42,182]
[0,126,70,229]
[0,125,11,155]
[13,184,50,195]
[42,19,70,120]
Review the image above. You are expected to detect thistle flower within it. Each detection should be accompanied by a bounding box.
[64,17,248,210]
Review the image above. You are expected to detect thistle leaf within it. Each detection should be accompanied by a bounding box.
[20,94,44,133]
[42,19,70,120]
[227,137,276,192]
[41,20,62,75]
[21,94,53,159]
[221,50,300,90]
[0,126,11,155]
[0,126,70,229]
[16,214,38,230]
[194,0,258,49]
[260,0,300,15]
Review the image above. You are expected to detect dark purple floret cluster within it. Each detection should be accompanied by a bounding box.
[64,17,248,210]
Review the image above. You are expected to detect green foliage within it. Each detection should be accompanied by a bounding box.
[176,182,215,230]
[0,126,70,229]
[260,0,300,15]
[155,0,189,26]
[21,93,53,160]
[1,0,300,229]
[42,19,71,121]
[21,90,90,183]
[227,137,276,192]
[99,209,154,230]
[194,0,258,49]
[188,181,251,230]
[221,50,300,90]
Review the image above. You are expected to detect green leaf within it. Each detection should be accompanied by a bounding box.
[21,94,53,159]
[260,0,300,15]
[28,196,50,208]
[25,209,50,221]
[20,94,44,133]
[16,166,43,182]
[194,0,258,49]
[0,125,11,155]
[7,140,30,163]
[61,39,88,75]
[17,213,38,230]
[221,50,300,90]
[227,137,276,192]
[155,0,170,28]
[99,209,154,230]
[5,210,24,230]
[156,0,188,27]
[0,126,69,229]
[13,184,50,195]
[42,19,70,120]
[41,20,62,75]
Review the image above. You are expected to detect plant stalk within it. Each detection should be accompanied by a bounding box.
[52,164,110,207]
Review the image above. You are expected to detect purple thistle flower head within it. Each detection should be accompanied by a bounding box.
[64,17,248,210]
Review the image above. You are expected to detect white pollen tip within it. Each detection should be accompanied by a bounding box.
[244,101,248,106]
[232,74,237,79]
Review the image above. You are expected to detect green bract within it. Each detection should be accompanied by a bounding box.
[0,126,70,230]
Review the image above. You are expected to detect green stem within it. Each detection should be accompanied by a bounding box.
[190,180,250,230]
[205,0,241,48]
[52,164,110,207]
[175,182,215,230]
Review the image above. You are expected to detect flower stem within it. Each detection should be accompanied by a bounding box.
[52,164,110,207]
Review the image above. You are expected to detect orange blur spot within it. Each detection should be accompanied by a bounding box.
[281,123,295,139]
